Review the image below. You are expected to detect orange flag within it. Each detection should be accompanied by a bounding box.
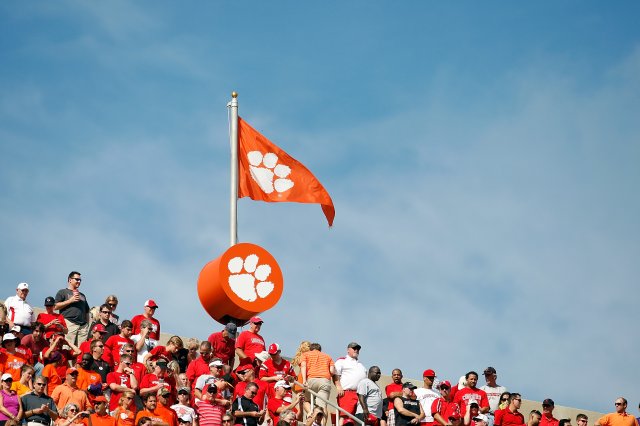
[237,117,335,226]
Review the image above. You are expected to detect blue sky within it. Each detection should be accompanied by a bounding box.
[2,1,639,414]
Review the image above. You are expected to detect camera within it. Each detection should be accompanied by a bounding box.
[207,384,218,394]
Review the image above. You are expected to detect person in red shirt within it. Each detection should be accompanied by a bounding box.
[186,341,213,388]
[143,336,183,365]
[107,354,139,412]
[207,323,237,368]
[140,360,176,405]
[131,300,161,340]
[385,369,404,426]
[539,399,559,426]
[267,380,303,424]
[259,343,294,397]
[494,394,525,426]
[105,320,135,368]
[235,317,265,364]
[79,324,109,354]
[20,322,47,367]
[453,372,489,416]
[37,297,69,336]
[233,365,268,410]
[432,381,461,426]
[42,332,81,367]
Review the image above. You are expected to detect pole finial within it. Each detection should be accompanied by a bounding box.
[231,91,238,98]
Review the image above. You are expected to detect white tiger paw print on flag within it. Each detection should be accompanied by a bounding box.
[247,151,294,194]
[227,254,275,302]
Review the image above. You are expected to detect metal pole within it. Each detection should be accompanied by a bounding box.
[229,92,239,247]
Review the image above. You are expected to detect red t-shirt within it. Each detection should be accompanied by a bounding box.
[105,335,135,366]
[131,315,160,340]
[36,312,68,334]
[453,388,489,415]
[540,414,559,426]
[235,331,265,361]
[494,408,525,426]
[260,358,294,397]
[186,357,211,387]
[385,382,403,410]
[431,398,461,424]
[207,331,235,365]
[20,334,47,365]
[140,373,176,404]
[147,345,172,362]
[107,371,135,411]
[267,397,298,424]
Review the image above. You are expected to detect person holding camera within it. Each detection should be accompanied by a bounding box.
[54,403,90,426]
[197,382,230,426]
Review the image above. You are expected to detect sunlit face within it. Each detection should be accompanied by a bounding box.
[347,347,360,359]
[466,374,478,388]
[68,275,82,289]
[614,399,626,414]
[392,369,403,384]
[145,396,157,410]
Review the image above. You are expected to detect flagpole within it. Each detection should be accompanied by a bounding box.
[229,92,239,247]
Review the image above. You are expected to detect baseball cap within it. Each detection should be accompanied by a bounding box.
[542,399,555,407]
[268,343,281,355]
[470,401,479,407]
[17,282,29,290]
[439,380,452,389]
[402,382,417,390]
[179,414,193,423]
[274,380,291,389]
[159,387,171,396]
[255,351,269,363]
[423,369,436,377]
[1,373,13,382]
[92,324,107,333]
[225,322,238,338]
[10,325,21,333]
[209,359,224,368]
[2,333,17,342]
[449,414,462,421]
[145,299,159,308]
[249,316,263,324]
[94,395,108,403]
[483,367,497,375]
[88,383,103,395]
[178,387,191,395]
[155,360,168,368]
[66,367,79,375]
[236,364,253,373]
[44,296,56,306]
[348,342,361,350]
[473,415,489,423]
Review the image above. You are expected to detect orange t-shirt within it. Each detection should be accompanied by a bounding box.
[0,351,28,381]
[113,409,135,426]
[135,409,166,426]
[85,413,116,426]
[42,363,63,395]
[300,350,334,380]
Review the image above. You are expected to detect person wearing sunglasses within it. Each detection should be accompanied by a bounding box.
[432,381,460,426]
[54,271,91,346]
[113,391,136,426]
[107,354,138,412]
[55,403,90,426]
[232,382,266,426]
[539,399,558,426]
[594,398,637,426]
[493,394,524,426]
[131,300,161,341]
[88,304,120,342]
[21,377,59,425]
[497,393,511,411]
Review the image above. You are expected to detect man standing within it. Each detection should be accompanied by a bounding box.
[260,343,295,394]
[414,369,440,426]
[334,342,367,426]
[594,398,639,426]
[208,322,237,368]
[394,382,425,426]
[453,372,489,416]
[21,376,59,425]
[132,300,161,340]
[5,282,35,334]
[107,353,139,412]
[232,382,266,426]
[480,368,507,415]
[494,394,524,426]
[386,369,405,426]
[89,304,120,342]
[186,341,214,386]
[235,317,266,364]
[105,320,135,367]
[55,271,91,345]
[356,366,384,425]
[540,399,559,426]
[300,342,335,412]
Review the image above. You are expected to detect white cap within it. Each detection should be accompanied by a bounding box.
[179,414,193,422]
[2,333,17,342]
[254,351,269,363]
[473,415,489,423]
[1,373,13,381]
[274,380,291,389]
[10,325,21,333]
[17,282,29,290]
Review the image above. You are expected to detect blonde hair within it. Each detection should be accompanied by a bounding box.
[291,340,311,367]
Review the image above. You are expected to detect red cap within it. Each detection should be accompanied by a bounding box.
[92,324,107,333]
[235,364,253,373]
[145,299,159,308]
[423,369,436,377]
[66,367,79,375]
[249,316,263,324]
[94,395,108,402]
[439,380,452,389]
[268,343,280,354]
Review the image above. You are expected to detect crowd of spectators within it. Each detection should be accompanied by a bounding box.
[1,273,638,426]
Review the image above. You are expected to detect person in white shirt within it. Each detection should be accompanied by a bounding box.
[479,367,507,415]
[334,342,367,426]
[414,369,441,425]
[356,366,383,424]
[4,282,35,334]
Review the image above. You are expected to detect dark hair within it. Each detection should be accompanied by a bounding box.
[530,410,542,417]
[559,420,572,426]
[465,371,478,380]
[142,394,156,403]
[33,322,46,332]
[100,304,111,312]
[68,271,81,279]
[121,320,133,329]
[246,381,259,391]
[509,393,521,402]
[137,416,152,426]
[576,414,588,422]
[310,343,321,351]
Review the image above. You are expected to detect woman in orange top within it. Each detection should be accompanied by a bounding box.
[41,352,64,395]
[113,391,136,426]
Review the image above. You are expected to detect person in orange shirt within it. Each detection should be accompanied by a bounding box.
[10,364,35,396]
[595,398,639,426]
[300,342,335,412]
[51,367,90,411]
[77,354,103,400]
[135,394,171,426]
[155,388,178,426]
[42,352,65,395]
[112,391,136,426]
[86,395,115,426]
[0,333,28,381]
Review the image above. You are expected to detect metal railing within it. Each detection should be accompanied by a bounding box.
[293,380,365,426]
